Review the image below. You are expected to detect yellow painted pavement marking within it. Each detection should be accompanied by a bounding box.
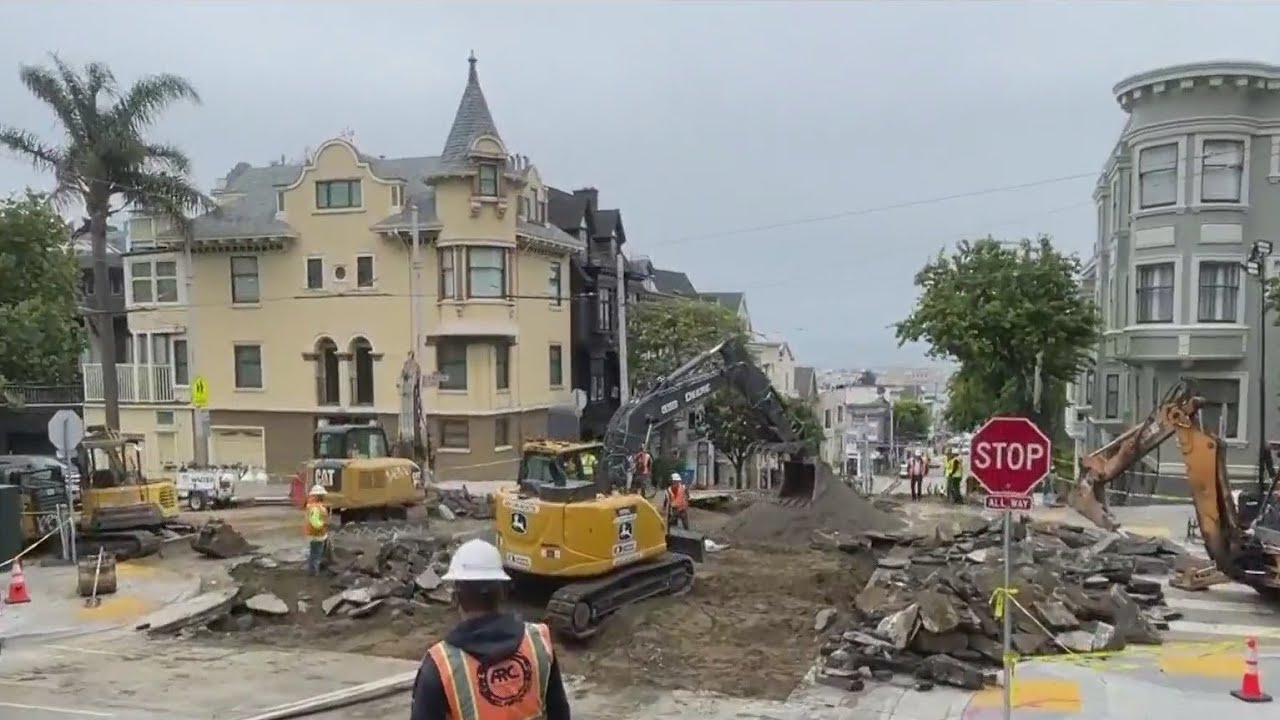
[75,593,156,623]
[114,561,159,579]
[1159,650,1244,678]
[971,678,1082,711]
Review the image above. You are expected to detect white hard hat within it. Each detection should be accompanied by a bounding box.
[670,472,682,482]
[308,484,327,496]
[442,539,511,582]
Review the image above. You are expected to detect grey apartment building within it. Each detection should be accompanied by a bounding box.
[1074,61,1280,483]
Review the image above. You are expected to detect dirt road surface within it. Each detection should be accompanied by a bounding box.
[197,505,875,700]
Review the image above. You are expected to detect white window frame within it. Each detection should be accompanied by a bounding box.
[125,254,183,306]
[305,256,325,291]
[548,261,562,307]
[229,255,260,305]
[1132,137,1187,215]
[1192,254,1247,326]
[1184,371,1248,442]
[390,184,404,210]
[275,191,286,214]
[1193,134,1250,208]
[1108,172,1120,233]
[1103,373,1120,419]
[355,253,376,289]
[1130,255,1182,326]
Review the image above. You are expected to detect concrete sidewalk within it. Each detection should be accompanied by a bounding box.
[0,559,199,646]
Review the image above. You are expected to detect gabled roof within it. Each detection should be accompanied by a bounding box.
[651,268,697,295]
[547,187,589,232]
[699,291,745,310]
[440,53,502,167]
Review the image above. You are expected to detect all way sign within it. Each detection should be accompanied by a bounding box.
[984,495,1032,511]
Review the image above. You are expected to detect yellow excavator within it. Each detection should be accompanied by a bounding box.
[494,338,815,640]
[75,427,185,559]
[1068,382,1280,599]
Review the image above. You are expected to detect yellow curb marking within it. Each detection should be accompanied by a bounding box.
[76,594,156,623]
[114,561,158,579]
[971,679,1082,711]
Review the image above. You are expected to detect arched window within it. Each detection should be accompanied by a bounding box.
[350,336,375,406]
[315,337,340,405]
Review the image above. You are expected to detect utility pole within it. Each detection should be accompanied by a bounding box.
[616,250,630,404]
[1246,239,1274,496]
[410,205,423,359]
[185,232,209,465]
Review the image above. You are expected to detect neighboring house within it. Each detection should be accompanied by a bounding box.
[648,268,698,297]
[748,338,797,398]
[74,224,130,365]
[81,55,583,480]
[1071,60,1280,484]
[817,384,892,475]
[699,291,751,333]
[794,366,818,402]
[547,186,637,439]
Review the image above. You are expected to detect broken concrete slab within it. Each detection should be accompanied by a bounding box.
[245,593,289,616]
[137,587,240,635]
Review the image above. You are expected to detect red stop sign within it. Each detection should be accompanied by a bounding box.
[968,416,1051,497]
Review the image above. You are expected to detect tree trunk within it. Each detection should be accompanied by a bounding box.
[90,200,120,431]
[732,456,746,489]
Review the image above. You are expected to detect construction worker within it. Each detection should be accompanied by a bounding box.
[943,448,964,504]
[664,472,690,529]
[580,449,597,482]
[304,485,330,576]
[634,448,653,491]
[907,451,927,501]
[411,539,571,720]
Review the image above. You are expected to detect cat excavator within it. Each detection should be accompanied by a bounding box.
[493,338,815,640]
[1068,381,1280,599]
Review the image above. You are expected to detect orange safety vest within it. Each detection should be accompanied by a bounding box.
[667,481,688,511]
[428,622,554,720]
[304,501,329,539]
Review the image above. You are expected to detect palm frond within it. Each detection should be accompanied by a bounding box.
[117,170,216,234]
[142,142,193,175]
[52,55,116,144]
[112,74,201,131]
[17,62,82,137]
[0,126,64,173]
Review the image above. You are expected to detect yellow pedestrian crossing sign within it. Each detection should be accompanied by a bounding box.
[191,376,209,408]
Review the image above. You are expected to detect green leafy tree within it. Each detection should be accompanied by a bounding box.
[0,55,211,429]
[895,236,1099,437]
[782,397,823,454]
[0,192,85,401]
[701,395,760,485]
[892,398,931,439]
[627,298,749,391]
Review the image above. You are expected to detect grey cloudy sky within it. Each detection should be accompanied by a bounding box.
[3,1,1278,369]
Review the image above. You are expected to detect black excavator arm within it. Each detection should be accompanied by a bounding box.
[597,338,807,493]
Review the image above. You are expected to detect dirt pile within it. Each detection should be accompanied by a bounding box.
[718,469,904,546]
[810,515,1188,692]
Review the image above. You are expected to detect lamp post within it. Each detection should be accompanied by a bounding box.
[1244,239,1274,496]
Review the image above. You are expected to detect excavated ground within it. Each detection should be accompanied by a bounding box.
[217,506,875,700]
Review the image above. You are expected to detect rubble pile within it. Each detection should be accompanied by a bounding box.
[436,487,495,520]
[811,514,1188,692]
[720,466,904,546]
[157,535,463,637]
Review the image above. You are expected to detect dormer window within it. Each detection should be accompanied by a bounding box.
[276,191,285,213]
[390,185,404,208]
[519,195,531,220]
[477,164,499,197]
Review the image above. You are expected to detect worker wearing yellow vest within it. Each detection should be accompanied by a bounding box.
[304,485,330,576]
[580,450,597,482]
[943,448,965,505]
[411,539,571,720]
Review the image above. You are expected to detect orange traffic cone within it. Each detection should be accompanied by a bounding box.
[1231,636,1273,703]
[4,559,31,605]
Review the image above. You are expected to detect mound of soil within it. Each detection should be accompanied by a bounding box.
[718,468,903,546]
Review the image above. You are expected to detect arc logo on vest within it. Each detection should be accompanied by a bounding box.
[477,653,534,706]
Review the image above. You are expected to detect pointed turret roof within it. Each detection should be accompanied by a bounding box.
[441,52,503,165]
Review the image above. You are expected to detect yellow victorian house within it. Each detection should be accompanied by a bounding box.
[82,55,583,481]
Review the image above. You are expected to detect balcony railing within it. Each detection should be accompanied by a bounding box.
[82,364,176,403]
[5,384,84,407]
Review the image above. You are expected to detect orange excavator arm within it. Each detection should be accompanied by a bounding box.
[1067,383,1202,531]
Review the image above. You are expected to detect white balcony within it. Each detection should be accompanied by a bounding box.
[82,364,177,403]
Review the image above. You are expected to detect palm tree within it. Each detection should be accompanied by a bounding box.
[0,55,212,430]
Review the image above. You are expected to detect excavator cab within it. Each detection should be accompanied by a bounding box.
[77,428,180,530]
[517,439,603,502]
[308,423,422,523]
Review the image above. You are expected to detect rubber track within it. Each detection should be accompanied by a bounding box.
[76,530,162,561]
[544,553,695,641]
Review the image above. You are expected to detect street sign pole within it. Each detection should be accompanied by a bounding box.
[967,415,1052,720]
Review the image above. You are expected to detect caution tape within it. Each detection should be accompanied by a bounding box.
[0,514,70,571]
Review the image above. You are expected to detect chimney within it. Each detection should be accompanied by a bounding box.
[573,187,599,212]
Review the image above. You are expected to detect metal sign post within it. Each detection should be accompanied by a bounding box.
[968,415,1053,720]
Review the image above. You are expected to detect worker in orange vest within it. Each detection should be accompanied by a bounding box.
[411,539,571,720]
[664,472,690,529]
[304,485,330,576]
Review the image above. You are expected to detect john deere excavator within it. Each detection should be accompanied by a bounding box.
[1067,381,1280,599]
[494,338,813,640]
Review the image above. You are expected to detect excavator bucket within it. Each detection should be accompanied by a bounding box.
[777,460,818,504]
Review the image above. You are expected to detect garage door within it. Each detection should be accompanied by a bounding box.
[211,428,265,468]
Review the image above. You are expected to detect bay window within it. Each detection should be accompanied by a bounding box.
[1201,139,1245,203]
[439,248,456,300]
[466,247,508,299]
[1135,262,1175,323]
[130,259,179,304]
[1197,261,1240,323]
[1138,143,1178,209]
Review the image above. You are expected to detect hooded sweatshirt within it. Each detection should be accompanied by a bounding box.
[410,612,571,720]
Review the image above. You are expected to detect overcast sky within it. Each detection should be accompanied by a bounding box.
[3,1,1279,369]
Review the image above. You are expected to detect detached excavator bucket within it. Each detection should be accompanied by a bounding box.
[777,460,818,504]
